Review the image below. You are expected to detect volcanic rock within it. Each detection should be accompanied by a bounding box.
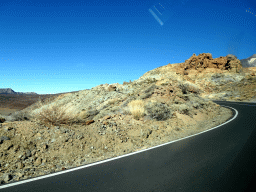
[175,53,243,75]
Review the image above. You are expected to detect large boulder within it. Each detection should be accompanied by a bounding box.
[176,53,243,74]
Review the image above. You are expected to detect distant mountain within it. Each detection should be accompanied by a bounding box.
[0,88,38,95]
[0,88,15,94]
[240,54,256,68]
[17,92,38,95]
[0,88,92,95]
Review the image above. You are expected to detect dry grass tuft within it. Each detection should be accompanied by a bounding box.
[127,99,145,120]
[30,97,79,126]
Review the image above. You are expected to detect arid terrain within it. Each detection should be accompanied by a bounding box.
[0,53,256,185]
[0,90,82,116]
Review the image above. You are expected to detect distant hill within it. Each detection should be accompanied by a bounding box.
[0,88,38,95]
[0,88,92,95]
[53,89,91,95]
[240,54,256,68]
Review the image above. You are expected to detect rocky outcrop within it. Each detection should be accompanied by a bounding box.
[138,53,256,102]
[175,53,243,75]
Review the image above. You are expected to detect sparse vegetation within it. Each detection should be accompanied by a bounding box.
[9,110,33,121]
[23,97,79,126]
[5,95,149,126]
[107,98,120,105]
[144,101,172,121]
[77,109,100,122]
[1,63,251,185]
[178,82,201,95]
[136,78,157,85]
[127,99,145,120]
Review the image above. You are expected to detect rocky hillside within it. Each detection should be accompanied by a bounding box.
[0,52,255,185]
[19,53,256,123]
[0,88,37,95]
[240,54,256,68]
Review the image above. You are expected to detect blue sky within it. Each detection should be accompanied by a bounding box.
[1,0,256,94]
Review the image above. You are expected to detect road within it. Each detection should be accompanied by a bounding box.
[0,100,255,192]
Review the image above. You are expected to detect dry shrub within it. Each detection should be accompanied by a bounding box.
[31,98,78,126]
[144,101,172,121]
[107,98,120,105]
[127,99,145,120]
[107,85,116,92]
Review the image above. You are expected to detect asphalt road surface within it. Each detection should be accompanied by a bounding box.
[0,100,255,192]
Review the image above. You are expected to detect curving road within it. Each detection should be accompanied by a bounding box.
[0,100,256,192]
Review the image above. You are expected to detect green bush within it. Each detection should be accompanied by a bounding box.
[178,82,201,95]
[175,103,193,117]
[144,101,172,121]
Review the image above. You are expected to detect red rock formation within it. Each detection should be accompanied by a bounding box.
[176,53,243,75]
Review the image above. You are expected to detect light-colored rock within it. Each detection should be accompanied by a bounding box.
[240,54,256,68]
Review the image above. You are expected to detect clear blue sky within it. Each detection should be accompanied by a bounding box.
[1,0,256,94]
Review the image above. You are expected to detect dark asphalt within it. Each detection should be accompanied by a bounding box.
[0,100,255,192]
